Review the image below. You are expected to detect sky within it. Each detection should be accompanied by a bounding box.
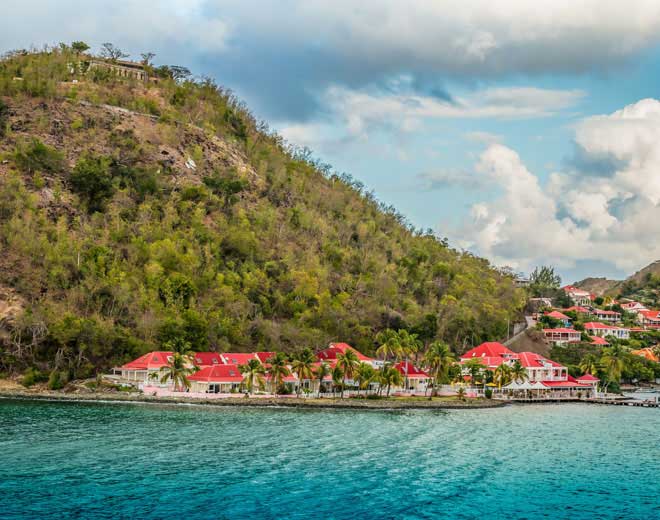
[4,1,660,283]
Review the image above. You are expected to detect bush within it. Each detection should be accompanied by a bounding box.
[21,367,47,387]
[0,99,8,137]
[13,139,66,174]
[70,154,114,212]
[485,388,493,399]
[47,369,68,390]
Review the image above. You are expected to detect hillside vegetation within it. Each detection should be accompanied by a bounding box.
[0,45,523,379]
[575,261,660,306]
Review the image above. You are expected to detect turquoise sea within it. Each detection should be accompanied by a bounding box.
[1,399,659,519]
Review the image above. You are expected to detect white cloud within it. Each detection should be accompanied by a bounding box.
[451,98,660,273]
[317,84,584,138]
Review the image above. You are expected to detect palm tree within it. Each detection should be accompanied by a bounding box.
[160,352,195,391]
[332,365,345,398]
[376,329,401,361]
[239,358,266,394]
[164,337,194,357]
[493,363,512,390]
[378,364,403,397]
[510,360,528,383]
[290,348,315,396]
[579,354,600,377]
[266,352,291,395]
[315,362,331,397]
[601,345,626,393]
[336,349,360,394]
[354,363,376,396]
[423,341,455,397]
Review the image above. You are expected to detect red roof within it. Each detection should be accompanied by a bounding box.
[545,311,570,320]
[564,306,589,313]
[394,361,429,379]
[317,343,373,362]
[542,380,592,388]
[543,328,579,334]
[590,336,609,346]
[188,364,243,383]
[584,322,616,330]
[592,309,620,316]
[192,352,224,366]
[221,353,258,365]
[576,373,600,382]
[638,310,660,321]
[461,342,515,360]
[120,351,173,370]
[517,351,564,369]
[255,352,275,363]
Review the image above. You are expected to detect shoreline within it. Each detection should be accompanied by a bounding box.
[0,389,508,411]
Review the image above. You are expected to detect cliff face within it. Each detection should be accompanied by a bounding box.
[0,48,524,377]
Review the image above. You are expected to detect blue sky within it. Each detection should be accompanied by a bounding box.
[4,1,660,283]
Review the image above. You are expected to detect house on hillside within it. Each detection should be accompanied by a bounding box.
[637,310,660,329]
[590,309,621,322]
[188,364,243,393]
[584,322,630,340]
[543,328,581,345]
[544,310,572,327]
[621,301,647,312]
[562,285,593,306]
[87,59,149,81]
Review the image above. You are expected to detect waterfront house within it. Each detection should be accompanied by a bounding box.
[188,364,244,393]
[394,361,430,392]
[115,351,174,384]
[460,343,595,398]
[221,352,260,365]
[543,328,581,345]
[584,322,630,340]
[317,343,376,366]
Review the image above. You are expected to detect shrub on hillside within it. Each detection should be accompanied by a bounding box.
[13,139,66,175]
[70,154,114,213]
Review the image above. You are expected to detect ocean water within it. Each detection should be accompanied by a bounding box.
[1,399,659,520]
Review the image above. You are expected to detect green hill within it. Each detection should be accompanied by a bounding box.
[0,45,524,379]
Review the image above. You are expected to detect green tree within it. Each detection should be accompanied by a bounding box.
[71,41,90,54]
[354,362,376,395]
[160,352,194,391]
[463,358,485,386]
[493,363,512,389]
[70,154,114,213]
[336,349,360,392]
[315,362,331,397]
[579,354,600,377]
[529,266,561,297]
[601,345,627,393]
[510,360,528,383]
[266,352,290,395]
[332,365,345,397]
[239,358,266,394]
[290,347,315,396]
[423,341,455,397]
[378,364,403,397]
[0,99,8,138]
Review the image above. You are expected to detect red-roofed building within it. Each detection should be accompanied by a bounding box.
[394,361,430,392]
[221,353,259,365]
[316,343,375,364]
[543,328,581,345]
[621,301,647,312]
[590,309,621,322]
[255,352,275,363]
[115,351,174,383]
[516,351,567,381]
[544,311,572,327]
[584,322,630,339]
[192,352,224,367]
[637,310,660,329]
[188,364,244,393]
[590,335,609,346]
[562,285,593,306]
